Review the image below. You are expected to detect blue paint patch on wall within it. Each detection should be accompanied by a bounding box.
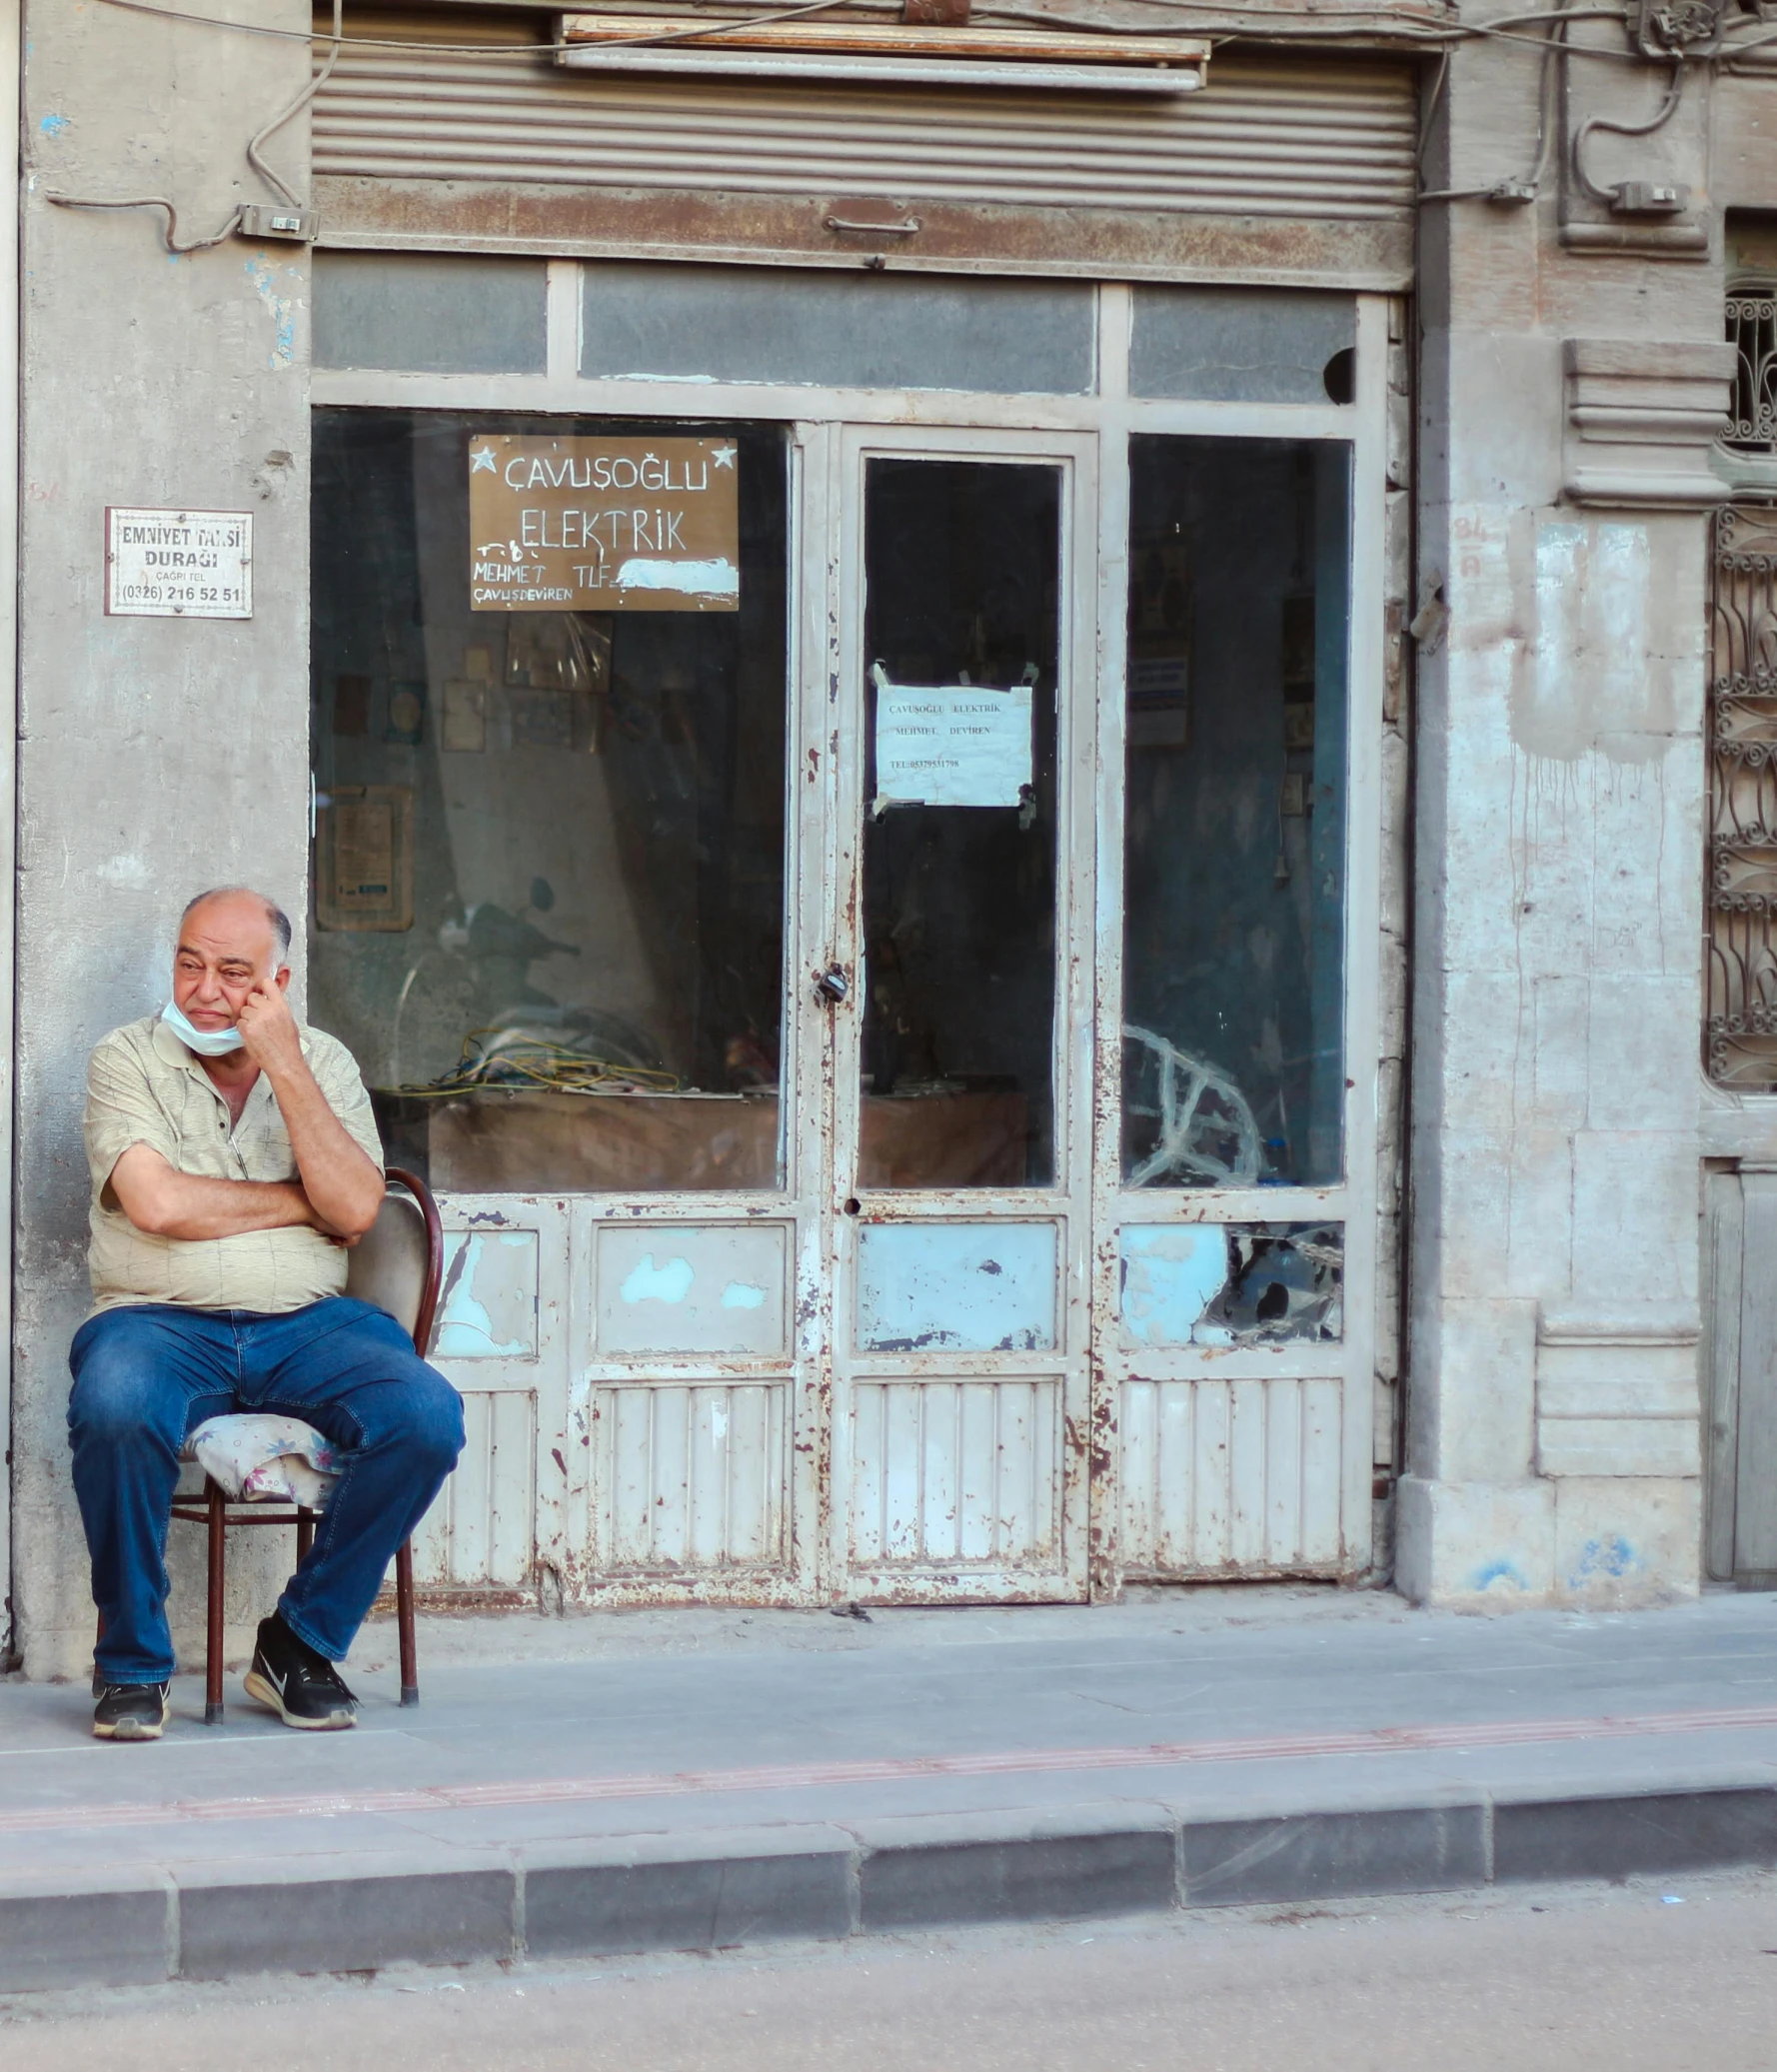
[39,113,68,136]
[245,255,296,368]
[1569,1534,1640,1587]
[1470,1558,1528,1594]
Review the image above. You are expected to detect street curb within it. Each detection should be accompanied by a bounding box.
[5,1783,1777,1994]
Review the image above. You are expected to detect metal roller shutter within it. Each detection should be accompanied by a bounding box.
[313,10,1419,285]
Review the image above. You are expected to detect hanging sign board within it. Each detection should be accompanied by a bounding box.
[468,434,740,613]
[873,670,1032,809]
[105,509,252,619]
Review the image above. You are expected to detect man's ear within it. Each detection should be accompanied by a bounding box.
[274,966,292,994]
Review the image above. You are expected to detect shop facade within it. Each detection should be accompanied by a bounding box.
[5,0,1774,1672]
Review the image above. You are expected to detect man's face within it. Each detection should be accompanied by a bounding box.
[172,896,289,1032]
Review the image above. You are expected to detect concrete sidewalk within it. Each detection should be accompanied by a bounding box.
[3,1586,1777,1995]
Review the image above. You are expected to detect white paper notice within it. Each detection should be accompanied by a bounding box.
[874,680,1032,809]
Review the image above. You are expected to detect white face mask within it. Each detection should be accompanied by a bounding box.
[161,996,245,1057]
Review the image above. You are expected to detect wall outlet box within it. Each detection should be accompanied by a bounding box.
[237,204,318,243]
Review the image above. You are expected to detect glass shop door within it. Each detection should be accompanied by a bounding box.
[822,428,1098,1601]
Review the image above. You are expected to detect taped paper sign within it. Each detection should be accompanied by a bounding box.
[873,668,1033,810]
[468,434,740,613]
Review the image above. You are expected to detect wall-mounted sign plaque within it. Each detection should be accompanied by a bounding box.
[105,509,252,619]
[468,434,740,613]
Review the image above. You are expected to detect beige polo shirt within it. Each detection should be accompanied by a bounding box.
[83,1014,385,1318]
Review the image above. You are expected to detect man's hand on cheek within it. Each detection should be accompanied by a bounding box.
[236,980,304,1074]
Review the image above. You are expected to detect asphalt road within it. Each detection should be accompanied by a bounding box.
[6,1873,1777,2072]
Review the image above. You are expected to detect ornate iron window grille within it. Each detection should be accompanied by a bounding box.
[1726,285,1777,455]
[1708,504,1777,1089]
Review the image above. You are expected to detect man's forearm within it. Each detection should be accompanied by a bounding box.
[265,1061,384,1235]
[140,1174,316,1242]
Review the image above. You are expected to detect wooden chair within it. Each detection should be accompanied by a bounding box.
[169,1166,444,1724]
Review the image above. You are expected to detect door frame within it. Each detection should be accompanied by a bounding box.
[309,279,1394,1607]
[1085,294,1390,1590]
[816,422,1100,1601]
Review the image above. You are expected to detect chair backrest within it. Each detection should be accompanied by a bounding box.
[345,1169,443,1353]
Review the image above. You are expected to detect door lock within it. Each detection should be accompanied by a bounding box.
[814,964,851,1005]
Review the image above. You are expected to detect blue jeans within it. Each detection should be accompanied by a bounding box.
[68,1297,465,1684]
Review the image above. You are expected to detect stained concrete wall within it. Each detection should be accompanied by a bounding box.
[15,0,313,1675]
[1399,15,1730,1607]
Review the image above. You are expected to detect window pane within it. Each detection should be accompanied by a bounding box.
[310,411,790,1191]
[1121,437,1349,1189]
[1129,288,1355,405]
[583,262,1095,396]
[860,459,1060,1189]
[313,254,549,374]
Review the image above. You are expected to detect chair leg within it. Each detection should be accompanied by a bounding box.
[296,1507,314,1564]
[205,1481,227,1725]
[396,1539,418,1707]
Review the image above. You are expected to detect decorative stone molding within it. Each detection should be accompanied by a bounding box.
[1535,1304,1701,1478]
[1563,337,1737,509]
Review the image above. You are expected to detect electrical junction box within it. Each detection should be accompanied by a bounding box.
[1611,181,1689,216]
[1625,0,1723,53]
[237,204,318,243]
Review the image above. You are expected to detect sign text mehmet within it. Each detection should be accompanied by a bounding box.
[105,509,252,619]
[468,435,740,613]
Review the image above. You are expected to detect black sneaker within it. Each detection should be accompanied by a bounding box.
[243,1614,358,1731]
[92,1681,171,1741]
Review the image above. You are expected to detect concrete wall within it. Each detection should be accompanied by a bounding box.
[16,0,313,1675]
[1399,15,1732,1607]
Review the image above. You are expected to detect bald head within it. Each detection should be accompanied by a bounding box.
[181,888,291,963]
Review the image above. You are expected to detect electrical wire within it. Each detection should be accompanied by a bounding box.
[85,0,886,55]
[73,0,1670,61]
[1419,0,1574,203]
[42,190,243,252]
[246,0,343,207]
[1569,54,1684,205]
[45,0,348,248]
[396,1029,682,1098]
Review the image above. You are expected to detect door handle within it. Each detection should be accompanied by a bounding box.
[814,964,852,1006]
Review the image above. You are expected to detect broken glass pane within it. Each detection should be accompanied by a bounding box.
[1119,1222,1343,1347]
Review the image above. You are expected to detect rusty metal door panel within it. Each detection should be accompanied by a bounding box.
[855,1222,1057,1353]
[414,1193,572,1604]
[850,1377,1060,1572]
[592,1222,791,1357]
[1118,1374,1346,1577]
[591,1378,790,1574]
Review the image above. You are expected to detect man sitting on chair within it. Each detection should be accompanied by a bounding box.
[68,888,464,1741]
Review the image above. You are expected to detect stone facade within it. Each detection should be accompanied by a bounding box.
[1401,18,1769,1606]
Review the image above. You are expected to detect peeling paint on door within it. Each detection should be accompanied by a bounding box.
[620,1253,695,1305]
[436,1229,539,1357]
[1119,1224,1229,1347]
[596,1223,790,1355]
[856,1222,1057,1352]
